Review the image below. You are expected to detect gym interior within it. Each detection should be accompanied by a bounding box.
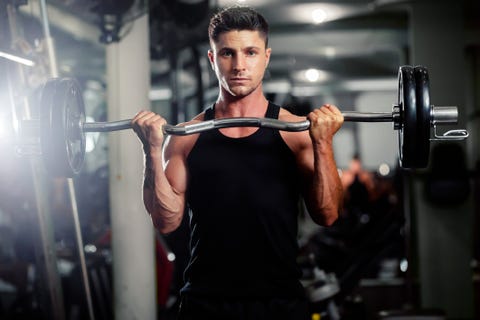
[0,0,479,319]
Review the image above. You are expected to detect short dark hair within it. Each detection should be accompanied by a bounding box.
[208,6,269,46]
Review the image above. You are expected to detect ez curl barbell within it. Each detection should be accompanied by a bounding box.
[29,65,468,177]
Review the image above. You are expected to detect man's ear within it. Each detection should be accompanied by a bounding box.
[208,49,215,70]
[265,47,272,69]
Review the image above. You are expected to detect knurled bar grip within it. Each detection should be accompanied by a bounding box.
[82,111,395,135]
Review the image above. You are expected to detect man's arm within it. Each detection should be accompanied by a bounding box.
[305,104,344,225]
[143,138,187,233]
[132,111,189,234]
[302,133,343,226]
[282,105,344,226]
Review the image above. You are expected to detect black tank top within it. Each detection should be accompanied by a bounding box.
[182,102,305,298]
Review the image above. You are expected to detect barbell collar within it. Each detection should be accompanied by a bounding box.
[432,126,469,140]
[430,106,458,125]
[392,105,401,130]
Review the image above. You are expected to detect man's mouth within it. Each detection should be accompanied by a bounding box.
[230,77,249,82]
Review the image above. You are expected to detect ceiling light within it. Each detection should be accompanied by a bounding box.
[312,8,327,24]
[0,51,35,67]
[378,163,390,176]
[292,69,330,85]
[324,47,336,58]
[305,68,320,82]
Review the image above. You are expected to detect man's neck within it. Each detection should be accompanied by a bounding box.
[215,88,269,118]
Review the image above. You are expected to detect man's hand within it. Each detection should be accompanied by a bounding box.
[131,111,168,151]
[307,104,344,145]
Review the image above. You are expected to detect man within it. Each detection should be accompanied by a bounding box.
[132,6,344,319]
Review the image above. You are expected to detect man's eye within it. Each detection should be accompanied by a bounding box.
[221,51,233,57]
[247,51,257,56]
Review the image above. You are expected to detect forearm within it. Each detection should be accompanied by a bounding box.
[306,141,343,226]
[143,148,184,233]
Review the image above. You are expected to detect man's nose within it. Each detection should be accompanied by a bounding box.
[233,55,246,71]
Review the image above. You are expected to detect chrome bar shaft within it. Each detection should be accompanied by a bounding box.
[342,111,393,122]
[83,120,132,132]
[82,111,395,134]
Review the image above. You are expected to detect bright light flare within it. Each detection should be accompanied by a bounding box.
[312,8,328,24]
[293,69,330,85]
[324,47,336,58]
[378,163,391,176]
[0,51,35,67]
[305,68,330,83]
[0,88,16,144]
[305,68,320,82]
[85,116,99,153]
[400,258,408,272]
[0,127,6,140]
[0,113,11,141]
[84,244,97,253]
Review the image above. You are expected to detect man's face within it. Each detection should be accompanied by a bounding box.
[208,30,271,99]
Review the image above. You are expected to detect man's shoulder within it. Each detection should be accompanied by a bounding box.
[188,105,214,123]
[188,112,206,123]
[275,105,311,154]
[164,112,207,159]
[278,106,306,122]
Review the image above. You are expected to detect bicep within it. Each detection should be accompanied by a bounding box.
[163,137,189,197]
[296,143,316,195]
[282,131,315,189]
[278,110,315,183]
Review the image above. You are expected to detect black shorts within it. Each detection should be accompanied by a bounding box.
[177,294,309,320]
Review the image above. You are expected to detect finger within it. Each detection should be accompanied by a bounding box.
[318,104,340,115]
[309,105,331,118]
[307,109,323,122]
[325,104,341,114]
[319,105,344,122]
[308,108,344,129]
[310,107,335,120]
[144,113,165,126]
[132,110,152,121]
[132,112,155,137]
[132,112,161,129]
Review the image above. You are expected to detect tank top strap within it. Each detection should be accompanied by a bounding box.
[206,102,279,120]
[204,105,215,120]
[265,102,280,120]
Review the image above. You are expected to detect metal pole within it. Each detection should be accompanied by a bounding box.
[38,0,57,77]
[5,2,65,319]
[38,1,95,319]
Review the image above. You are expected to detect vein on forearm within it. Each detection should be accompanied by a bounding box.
[306,142,343,225]
[143,152,183,230]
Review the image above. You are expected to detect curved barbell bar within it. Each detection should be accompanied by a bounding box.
[82,108,459,136]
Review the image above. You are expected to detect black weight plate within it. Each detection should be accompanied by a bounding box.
[397,65,417,168]
[40,78,64,175]
[413,66,431,168]
[40,78,86,177]
[63,78,86,176]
